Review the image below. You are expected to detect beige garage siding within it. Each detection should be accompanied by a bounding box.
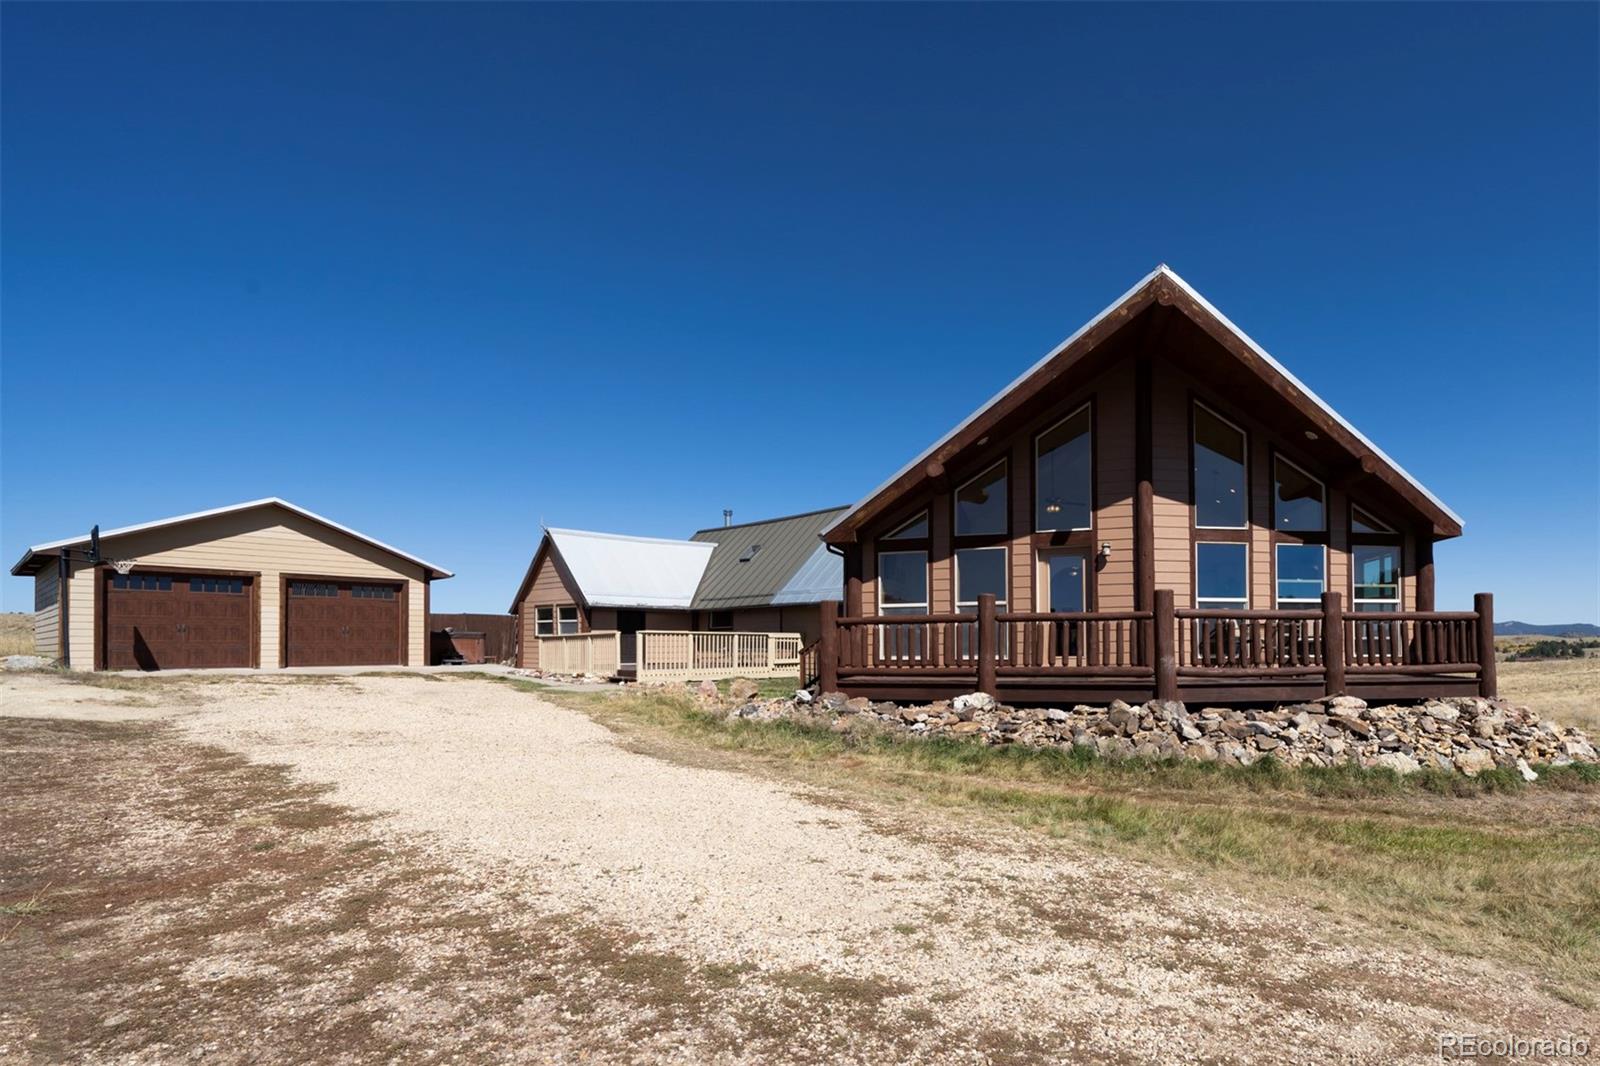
[63,507,427,669]
[33,567,60,660]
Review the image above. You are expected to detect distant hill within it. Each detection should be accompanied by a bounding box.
[1495,621,1600,637]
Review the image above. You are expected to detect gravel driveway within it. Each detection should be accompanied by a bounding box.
[3,671,1590,1063]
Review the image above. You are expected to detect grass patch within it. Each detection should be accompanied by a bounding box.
[495,680,1600,991]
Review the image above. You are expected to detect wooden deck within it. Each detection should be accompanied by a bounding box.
[813,591,1496,706]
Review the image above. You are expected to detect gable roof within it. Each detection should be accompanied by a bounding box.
[688,506,848,610]
[822,265,1464,543]
[9,497,453,578]
[542,528,714,610]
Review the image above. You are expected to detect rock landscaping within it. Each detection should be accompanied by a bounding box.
[697,685,1599,777]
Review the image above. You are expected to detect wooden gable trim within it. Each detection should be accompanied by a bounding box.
[507,534,591,616]
[825,269,1461,546]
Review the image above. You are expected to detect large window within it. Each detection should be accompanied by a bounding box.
[1035,405,1091,532]
[1275,544,1325,609]
[1195,543,1248,609]
[956,546,1007,659]
[556,605,580,635]
[534,606,555,636]
[1352,545,1400,612]
[1274,457,1325,532]
[1194,404,1248,529]
[879,550,929,659]
[955,460,1007,536]
[878,551,928,614]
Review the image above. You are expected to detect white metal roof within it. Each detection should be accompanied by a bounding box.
[546,527,714,609]
[822,264,1463,538]
[9,497,454,577]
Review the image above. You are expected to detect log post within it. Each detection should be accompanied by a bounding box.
[1153,588,1177,703]
[1475,592,1497,699]
[818,600,839,694]
[1416,536,1435,612]
[1321,591,1345,696]
[976,593,998,697]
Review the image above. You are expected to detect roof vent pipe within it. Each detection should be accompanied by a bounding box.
[723,509,733,527]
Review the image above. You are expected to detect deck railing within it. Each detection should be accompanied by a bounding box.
[816,591,1497,701]
[636,630,803,684]
[536,630,621,677]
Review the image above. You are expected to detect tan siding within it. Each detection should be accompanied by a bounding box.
[1327,487,1350,608]
[1249,431,1273,610]
[929,496,951,612]
[1150,367,1193,607]
[860,537,878,615]
[1008,439,1031,612]
[33,568,60,660]
[1094,362,1136,611]
[64,507,428,669]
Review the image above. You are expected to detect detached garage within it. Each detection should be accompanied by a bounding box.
[11,498,452,671]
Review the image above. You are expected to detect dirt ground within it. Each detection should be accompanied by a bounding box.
[2,671,1593,1064]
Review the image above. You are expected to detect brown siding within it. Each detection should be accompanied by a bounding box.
[1150,367,1193,607]
[514,549,586,669]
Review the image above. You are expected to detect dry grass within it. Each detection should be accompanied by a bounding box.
[1499,655,1600,732]
[0,613,34,657]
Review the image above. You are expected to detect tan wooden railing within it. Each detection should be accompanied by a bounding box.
[636,630,803,684]
[536,631,621,677]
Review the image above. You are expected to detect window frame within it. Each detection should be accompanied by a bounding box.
[1194,541,1250,610]
[881,511,930,542]
[1351,505,1395,536]
[1037,548,1089,614]
[707,610,735,632]
[1191,400,1250,531]
[1350,543,1401,613]
[556,605,580,635]
[876,549,930,613]
[953,545,1009,612]
[534,606,555,636]
[1273,542,1327,610]
[953,458,1009,539]
[1272,453,1328,535]
[1033,401,1094,534]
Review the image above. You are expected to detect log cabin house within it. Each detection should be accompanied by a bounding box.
[811,266,1497,705]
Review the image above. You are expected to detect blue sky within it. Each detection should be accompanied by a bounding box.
[3,3,1596,621]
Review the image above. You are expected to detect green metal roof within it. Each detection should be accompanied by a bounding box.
[689,506,848,610]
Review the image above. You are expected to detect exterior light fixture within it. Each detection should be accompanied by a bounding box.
[1099,542,1112,559]
[1304,430,1319,440]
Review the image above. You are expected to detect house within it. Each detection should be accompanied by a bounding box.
[813,266,1497,705]
[509,507,847,677]
[11,498,451,670]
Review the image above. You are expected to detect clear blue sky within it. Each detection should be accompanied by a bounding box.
[3,3,1596,621]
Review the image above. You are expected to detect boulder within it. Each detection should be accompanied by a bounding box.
[844,697,873,714]
[1422,702,1460,723]
[952,692,997,713]
[1453,749,1495,777]
[949,720,983,735]
[1516,758,1539,782]
[1374,752,1421,775]
[697,679,720,700]
[728,678,760,701]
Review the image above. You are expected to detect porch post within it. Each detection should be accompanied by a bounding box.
[1475,593,1497,699]
[818,600,839,693]
[1321,591,1345,696]
[976,593,998,698]
[1416,537,1436,612]
[1153,588,1177,703]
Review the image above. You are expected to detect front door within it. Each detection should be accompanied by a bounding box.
[1038,550,1088,659]
[617,610,646,668]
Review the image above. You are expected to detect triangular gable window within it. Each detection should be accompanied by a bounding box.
[883,512,929,540]
[1351,506,1395,535]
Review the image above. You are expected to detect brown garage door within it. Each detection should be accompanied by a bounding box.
[285,580,403,667]
[103,572,255,671]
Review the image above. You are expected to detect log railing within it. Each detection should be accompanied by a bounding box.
[636,630,803,684]
[816,592,1498,699]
